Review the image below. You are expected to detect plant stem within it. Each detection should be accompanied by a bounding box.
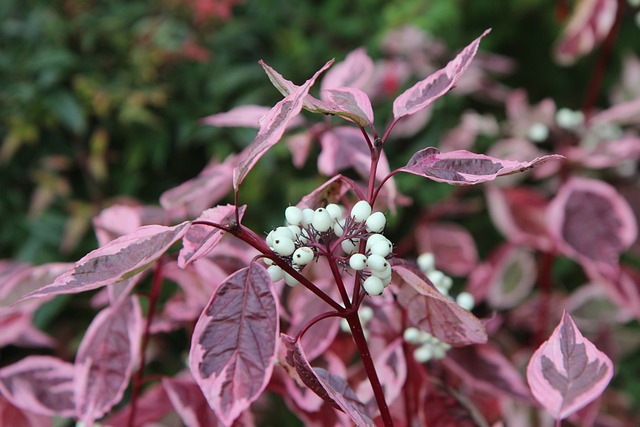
[326,250,352,308]
[346,310,394,426]
[127,257,165,427]
[536,251,555,346]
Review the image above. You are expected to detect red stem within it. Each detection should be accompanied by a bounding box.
[535,251,555,346]
[346,311,394,426]
[127,257,165,427]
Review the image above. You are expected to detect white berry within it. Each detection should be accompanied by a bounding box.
[365,211,386,232]
[285,206,303,226]
[349,253,367,270]
[403,327,421,343]
[325,203,344,221]
[350,200,372,222]
[366,234,389,251]
[417,253,435,273]
[414,344,434,363]
[341,238,359,254]
[273,236,295,256]
[267,265,284,281]
[369,241,392,257]
[456,292,475,311]
[284,271,300,287]
[363,276,384,295]
[312,208,333,232]
[366,254,389,271]
[292,247,314,265]
[301,208,315,226]
[359,306,374,322]
[333,219,345,237]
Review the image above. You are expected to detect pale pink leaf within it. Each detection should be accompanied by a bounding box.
[554,0,617,66]
[547,177,637,264]
[278,335,374,426]
[160,160,235,218]
[74,296,143,422]
[398,147,564,185]
[322,87,374,128]
[0,356,75,417]
[444,343,533,402]
[189,264,278,426]
[415,221,478,276]
[393,260,487,346]
[0,262,72,307]
[201,105,271,128]
[233,60,333,189]
[320,47,374,92]
[295,175,353,210]
[178,204,245,268]
[0,313,53,348]
[21,222,189,300]
[526,312,614,419]
[93,204,168,246]
[592,98,640,126]
[392,29,491,120]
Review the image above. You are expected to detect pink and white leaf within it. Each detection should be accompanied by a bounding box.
[178,204,245,268]
[296,175,353,210]
[526,312,613,419]
[547,177,637,264]
[322,87,374,128]
[393,260,487,346]
[554,0,617,66]
[0,356,75,417]
[103,381,174,427]
[415,221,478,276]
[356,338,406,407]
[74,296,143,423]
[233,60,333,189]
[163,376,223,427]
[392,29,490,120]
[189,264,278,426]
[398,147,564,185]
[93,204,169,246]
[21,222,189,301]
[202,105,271,129]
[278,335,374,426]
[321,47,374,92]
[1,262,72,309]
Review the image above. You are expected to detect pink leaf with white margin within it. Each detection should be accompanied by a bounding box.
[392,29,491,120]
[554,0,617,66]
[547,177,637,265]
[163,376,226,427]
[0,356,75,417]
[322,87,374,128]
[393,260,487,346]
[278,334,374,426]
[21,222,189,301]
[189,264,278,426]
[320,47,374,92]
[74,296,143,423]
[178,204,245,268]
[398,147,564,185]
[526,311,613,420]
[233,60,333,190]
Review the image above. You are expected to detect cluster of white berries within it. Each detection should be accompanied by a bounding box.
[263,200,393,296]
[403,252,476,363]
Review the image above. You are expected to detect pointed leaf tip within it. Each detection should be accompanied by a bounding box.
[526,312,613,420]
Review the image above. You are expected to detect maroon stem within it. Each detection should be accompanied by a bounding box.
[581,0,625,123]
[346,311,394,426]
[326,250,352,308]
[127,257,165,427]
[535,251,555,346]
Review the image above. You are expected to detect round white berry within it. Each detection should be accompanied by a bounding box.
[285,206,303,226]
[369,241,392,257]
[273,236,295,256]
[363,276,384,296]
[380,272,392,286]
[273,226,294,240]
[359,306,374,322]
[417,253,435,273]
[333,219,345,237]
[292,247,314,265]
[341,238,359,255]
[365,211,386,233]
[366,254,389,272]
[432,345,447,360]
[312,208,333,232]
[263,257,274,266]
[350,200,372,222]
[413,344,434,363]
[527,122,549,142]
[371,263,392,279]
[267,265,284,281]
[325,203,344,221]
[287,225,302,239]
[456,292,475,311]
[265,230,275,247]
[366,234,389,251]
[427,270,445,287]
[301,208,315,226]
[284,271,300,287]
[403,327,421,343]
[349,253,367,270]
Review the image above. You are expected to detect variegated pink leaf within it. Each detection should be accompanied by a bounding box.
[163,376,222,427]
[1,262,72,307]
[189,264,278,426]
[0,356,75,417]
[74,296,143,423]
[102,382,173,427]
[295,174,353,209]
[526,312,613,419]
[393,260,487,346]
[320,47,374,92]
[482,244,538,310]
[233,61,333,189]
[415,221,478,276]
[0,396,50,427]
[547,177,637,264]
[322,87,374,128]
[93,204,168,246]
[278,335,374,426]
[21,222,189,301]
[357,338,406,407]
[392,29,490,120]
[554,0,617,65]
[201,105,271,128]
[178,204,245,268]
[398,147,563,185]
[160,160,235,219]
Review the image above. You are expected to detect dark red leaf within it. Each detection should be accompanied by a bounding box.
[189,264,278,426]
